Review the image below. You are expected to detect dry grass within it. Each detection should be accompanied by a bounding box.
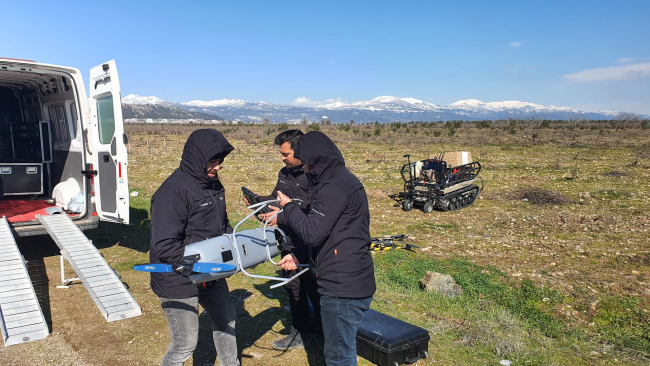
[4,121,650,365]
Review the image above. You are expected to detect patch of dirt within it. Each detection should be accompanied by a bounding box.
[508,188,571,205]
[604,170,628,177]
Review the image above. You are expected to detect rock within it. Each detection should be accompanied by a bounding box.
[419,271,463,298]
[130,191,139,196]
[247,351,263,358]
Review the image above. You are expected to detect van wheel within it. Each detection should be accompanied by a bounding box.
[422,202,433,213]
[402,199,413,211]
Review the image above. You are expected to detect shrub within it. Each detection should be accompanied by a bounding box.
[476,120,491,129]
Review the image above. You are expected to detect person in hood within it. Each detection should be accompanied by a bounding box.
[274,131,376,366]
[247,129,321,350]
[149,129,239,366]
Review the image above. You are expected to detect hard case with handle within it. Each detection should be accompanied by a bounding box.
[356,309,430,366]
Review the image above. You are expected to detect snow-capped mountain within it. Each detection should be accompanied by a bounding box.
[122,94,175,106]
[122,95,634,123]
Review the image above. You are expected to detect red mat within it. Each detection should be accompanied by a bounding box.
[0,199,69,223]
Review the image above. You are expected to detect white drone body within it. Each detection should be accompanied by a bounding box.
[183,200,308,289]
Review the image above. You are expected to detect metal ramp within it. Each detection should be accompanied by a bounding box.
[36,214,141,322]
[0,216,49,346]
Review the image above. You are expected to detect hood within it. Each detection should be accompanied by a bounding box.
[180,129,234,187]
[293,131,344,183]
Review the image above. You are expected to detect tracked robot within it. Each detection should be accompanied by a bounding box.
[400,153,483,213]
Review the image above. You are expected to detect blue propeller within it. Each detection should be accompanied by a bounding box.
[133,262,237,273]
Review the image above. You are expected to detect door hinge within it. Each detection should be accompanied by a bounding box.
[81,169,98,177]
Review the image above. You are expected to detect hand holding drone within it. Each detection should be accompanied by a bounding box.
[133,194,308,289]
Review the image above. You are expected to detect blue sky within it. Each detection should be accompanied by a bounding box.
[2,0,650,114]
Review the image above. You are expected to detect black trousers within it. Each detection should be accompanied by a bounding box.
[282,253,321,332]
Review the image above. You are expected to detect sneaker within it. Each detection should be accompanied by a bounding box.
[272,327,310,350]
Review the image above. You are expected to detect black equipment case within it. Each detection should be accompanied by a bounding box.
[356,309,430,366]
[0,162,43,196]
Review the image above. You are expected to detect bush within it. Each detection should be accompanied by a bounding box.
[308,123,320,132]
[508,119,518,134]
[476,120,491,129]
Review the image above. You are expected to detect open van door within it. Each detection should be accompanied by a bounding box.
[88,60,130,224]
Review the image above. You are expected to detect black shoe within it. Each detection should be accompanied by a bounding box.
[272,327,310,350]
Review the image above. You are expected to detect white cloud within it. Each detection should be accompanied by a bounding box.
[564,62,650,82]
[618,57,635,63]
[291,96,317,106]
[510,42,521,47]
[291,96,342,107]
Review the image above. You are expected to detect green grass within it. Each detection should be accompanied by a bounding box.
[594,296,650,354]
[374,251,565,337]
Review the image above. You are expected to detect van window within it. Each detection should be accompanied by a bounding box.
[97,96,115,144]
[68,102,77,139]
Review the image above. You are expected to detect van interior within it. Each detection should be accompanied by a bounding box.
[0,68,86,224]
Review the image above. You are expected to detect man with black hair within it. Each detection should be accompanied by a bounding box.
[149,129,239,366]
[247,129,321,350]
[275,131,375,366]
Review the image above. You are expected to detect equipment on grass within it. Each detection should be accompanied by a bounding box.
[356,309,430,366]
[400,154,482,213]
[133,199,308,289]
[370,234,419,251]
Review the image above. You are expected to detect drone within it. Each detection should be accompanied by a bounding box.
[133,198,307,289]
[370,234,419,252]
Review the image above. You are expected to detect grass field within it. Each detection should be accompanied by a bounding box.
[6,120,650,365]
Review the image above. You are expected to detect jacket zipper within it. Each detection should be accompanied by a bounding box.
[210,182,221,233]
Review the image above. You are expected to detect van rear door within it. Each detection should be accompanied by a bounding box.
[88,60,130,224]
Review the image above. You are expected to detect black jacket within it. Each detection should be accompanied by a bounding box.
[282,131,376,299]
[149,129,234,298]
[258,164,310,252]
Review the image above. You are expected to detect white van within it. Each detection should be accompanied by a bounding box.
[0,57,130,236]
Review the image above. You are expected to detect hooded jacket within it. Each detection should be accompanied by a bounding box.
[282,131,376,299]
[258,163,310,253]
[149,129,234,298]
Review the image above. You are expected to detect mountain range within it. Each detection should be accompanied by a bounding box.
[122,94,636,123]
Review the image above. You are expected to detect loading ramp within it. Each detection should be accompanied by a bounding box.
[0,216,49,346]
[36,214,141,322]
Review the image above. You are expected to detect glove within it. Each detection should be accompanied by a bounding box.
[174,256,198,276]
